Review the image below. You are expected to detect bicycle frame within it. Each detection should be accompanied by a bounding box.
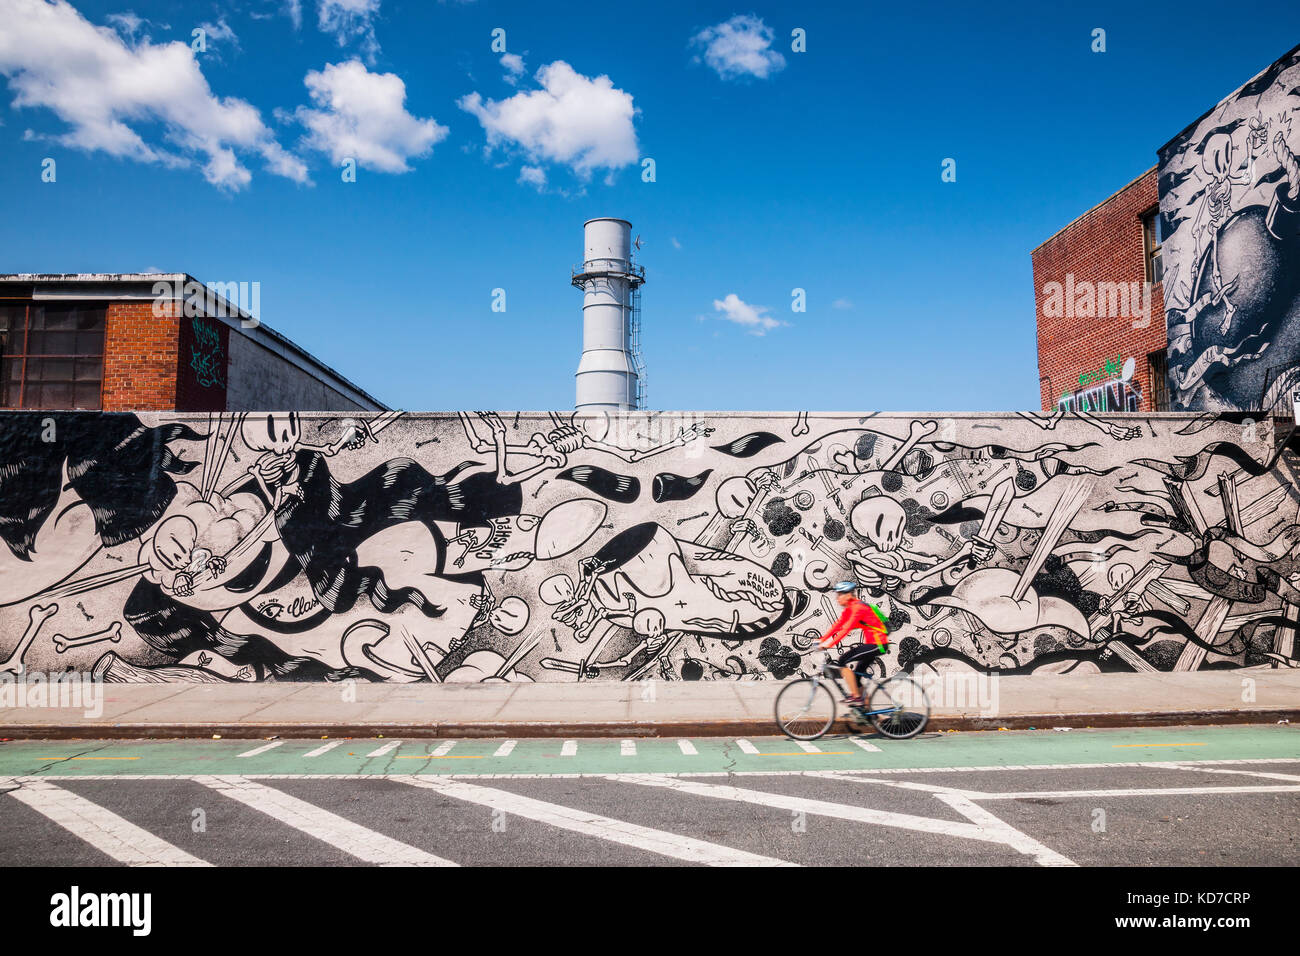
[818,658,900,718]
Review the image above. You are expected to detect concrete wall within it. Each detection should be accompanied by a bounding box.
[1158,43,1300,412]
[1,410,1296,685]
[225,332,370,412]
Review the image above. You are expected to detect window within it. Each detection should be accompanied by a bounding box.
[1148,349,1170,411]
[1142,207,1164,285]
[0,302,105,409]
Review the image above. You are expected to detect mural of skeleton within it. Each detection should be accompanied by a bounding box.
[0,409,1297,685]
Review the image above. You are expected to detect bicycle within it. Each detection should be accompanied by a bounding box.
[774,651,930,741]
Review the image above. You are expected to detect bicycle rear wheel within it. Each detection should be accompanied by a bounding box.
[775,678,837,740]
[867,674,930,740]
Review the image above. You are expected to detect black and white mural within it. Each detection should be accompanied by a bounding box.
[0,410,1297,685]
[1159,43,1300,412]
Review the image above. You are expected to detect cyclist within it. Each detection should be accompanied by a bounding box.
[818,581,889,705]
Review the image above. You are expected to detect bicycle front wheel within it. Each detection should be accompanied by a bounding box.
[775,678,837,740]
[867,674,930,740]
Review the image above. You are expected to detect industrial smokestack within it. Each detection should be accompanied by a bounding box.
[572,217,645,411]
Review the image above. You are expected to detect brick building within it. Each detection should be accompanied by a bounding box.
[0,274,383,412]
[1032,168,1169,413]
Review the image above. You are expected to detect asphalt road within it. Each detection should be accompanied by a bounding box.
[1,725,1296,867]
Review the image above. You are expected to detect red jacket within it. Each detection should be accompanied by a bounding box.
[820,598,888,649]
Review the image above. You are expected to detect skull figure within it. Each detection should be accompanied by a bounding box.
[850,496,907,552]
[845,496,908,593]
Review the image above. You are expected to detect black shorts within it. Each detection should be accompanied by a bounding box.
[836,643,887,670]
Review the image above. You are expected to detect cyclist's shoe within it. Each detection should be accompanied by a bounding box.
[842,695,864,706]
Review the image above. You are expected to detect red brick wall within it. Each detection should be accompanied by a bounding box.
[102,301,182,411]
[1033,168,1168,411]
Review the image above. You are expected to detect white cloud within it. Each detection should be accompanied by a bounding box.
[691,15,785,81]
[500,53,525,81]
[0,0,307,189]
[711,293,782,335]
[671,237,682,250]
[295,60,446,172]
[459,60,638,179]
[317,0,381,63]
[197,18,240,56]
[517,165,546,189]
[832,297,854,310]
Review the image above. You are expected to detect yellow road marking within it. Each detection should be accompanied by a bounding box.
[1113,742,1207,748]
[759,752,852,757]
[395,755,485,759]
[34,757,140,761]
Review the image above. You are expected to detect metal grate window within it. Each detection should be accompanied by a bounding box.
[0,302,105,409]
[1148,349,1170,411]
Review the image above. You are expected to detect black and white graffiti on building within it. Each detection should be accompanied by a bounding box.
[0,410,1297,685]
[1158,43,1300,412]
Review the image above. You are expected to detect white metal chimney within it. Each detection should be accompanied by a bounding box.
[572,217,645,411]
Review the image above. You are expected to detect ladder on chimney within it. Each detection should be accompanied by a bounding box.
[629,283,646,410]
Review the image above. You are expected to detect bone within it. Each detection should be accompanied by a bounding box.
[676,511,709,526]
[0,603,59,676]
[415,436,441,448]
[53,621,123,654]
[881,419,938,472]
[792,411,810,436]
[531,479,549,499]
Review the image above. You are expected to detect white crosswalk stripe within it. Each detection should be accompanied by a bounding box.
[735,739,759,755]
[195,775,454,866]
[304,741,344,758]
[396,776,795,867]
[796,741,821,753]
[612,773,1075,865]
[561,740,578,756]
[367,741,401,758]
[620,739,636,756]
[432,741,456,757]
[494,740,517,757]
[238,741,284,757]
[678,740,698,755]
[7,779,210,866]
[850,738,881,753]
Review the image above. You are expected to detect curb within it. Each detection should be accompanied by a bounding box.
[1,708,1295,740]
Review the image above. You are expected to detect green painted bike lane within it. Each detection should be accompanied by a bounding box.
[0,725,1296,777]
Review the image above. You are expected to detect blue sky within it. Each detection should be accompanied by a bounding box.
[2,0,1298,411]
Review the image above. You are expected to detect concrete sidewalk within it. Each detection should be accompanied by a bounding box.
[1,669,1297,739]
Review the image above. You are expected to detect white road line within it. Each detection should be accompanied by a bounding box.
[621,740,636,756]
[736,739,760,755]
[796,741,821,753]
[614,773,1020,850]
[973,784,1300,800]
[366,741,401,758]
[1161,763,1300,783]
[238,741,284,758]
[932,793,1075,867]
[304,741,344,758]
[7,779,210,866]
[678,740,698,756]
[195,775,454,866]
[850,738,882,753]
[432,741,456,757]
[811,772,985,798]
[396,776,794,867]
[494,740,517,758]
[561,740,578,757]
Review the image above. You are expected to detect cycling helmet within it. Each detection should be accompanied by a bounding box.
[832,580,858,593]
